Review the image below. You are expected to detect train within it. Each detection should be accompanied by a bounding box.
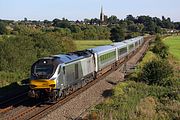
[28,36,144,102]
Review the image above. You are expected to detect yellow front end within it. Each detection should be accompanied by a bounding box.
[30,79,56,90]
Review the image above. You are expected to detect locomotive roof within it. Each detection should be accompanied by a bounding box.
[49,50,92,64]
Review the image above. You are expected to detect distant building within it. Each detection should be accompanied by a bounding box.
[100,6,107,25]
[100,6,105,22]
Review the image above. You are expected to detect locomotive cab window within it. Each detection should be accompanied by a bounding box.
[34,64,54,79]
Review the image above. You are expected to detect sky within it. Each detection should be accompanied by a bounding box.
[0,0,180,22]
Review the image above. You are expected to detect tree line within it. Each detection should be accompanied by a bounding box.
[0,28,76,86]
[0,15,180,41]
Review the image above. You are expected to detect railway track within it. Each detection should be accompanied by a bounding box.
[0,36,155,120]
[76,36,155,119]
[2,63,119,120]
[0,92,29,114]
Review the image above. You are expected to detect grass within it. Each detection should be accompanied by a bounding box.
[89,81,179,120]
[74,40,112,51]
[87,39,180,120]
[163,36,180,61]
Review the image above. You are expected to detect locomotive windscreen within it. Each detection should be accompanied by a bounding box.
[34,65,53,77]
[31,58,61,79]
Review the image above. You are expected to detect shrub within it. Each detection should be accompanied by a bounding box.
[151,36,169,59]
[0,32,76,87]
[0,35,37,73]
[110,26,125,42]
[130,51,158,81]
[92,81,179,120]
[139,59,173,86]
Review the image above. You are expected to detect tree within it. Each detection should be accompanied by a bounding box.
[53,18,60,26]
[0,35,37,73]
[108,15,119,25]
[84,18,90,24]
[0,22,8,35]
[13,24,42,35]
[0,32,77,84]
[137,23,144,33]
[52,18,70,28]
[90,18,100,25]
[153,17,163,27]
[95,26,110,40]
[127,23,139,32]
[174,22,180,30]
[126,15,136,23]
[55,28,72,37]
[139,59,173,86]
[83,25,97,40]
[110,26,125,42]
[155,26,162,34]
[24,17,28,22]
[162,16,174,29]
[43,20,52,26]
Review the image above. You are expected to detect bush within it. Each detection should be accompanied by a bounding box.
[0,21,8,35]
[0,32,76,87]
[92,81,180,120]
[139,59,173,86]
[130,51,158,81]
[110,26,125,42]
[151,36,169,59]
[0,71,26,87]
[0,35,37,73]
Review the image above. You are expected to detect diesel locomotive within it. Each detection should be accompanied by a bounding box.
[28,36,144,102]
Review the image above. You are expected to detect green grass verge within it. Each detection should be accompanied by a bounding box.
[74,40,112,51]
[88,42,180,120]
[91,81,179,120]
[163,36,180,61]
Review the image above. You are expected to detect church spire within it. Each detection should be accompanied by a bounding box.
[100,5,104,22]
[101,6,103,14]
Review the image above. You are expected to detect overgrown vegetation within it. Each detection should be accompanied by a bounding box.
[139,59,173,86]
[0,29,76,87]
[110,26,125,42]
[90,81,179,120]
[150,35,169,59]
[88,35,180,119]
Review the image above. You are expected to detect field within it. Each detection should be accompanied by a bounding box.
[74,40,112,51]
[163,36,180,60]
